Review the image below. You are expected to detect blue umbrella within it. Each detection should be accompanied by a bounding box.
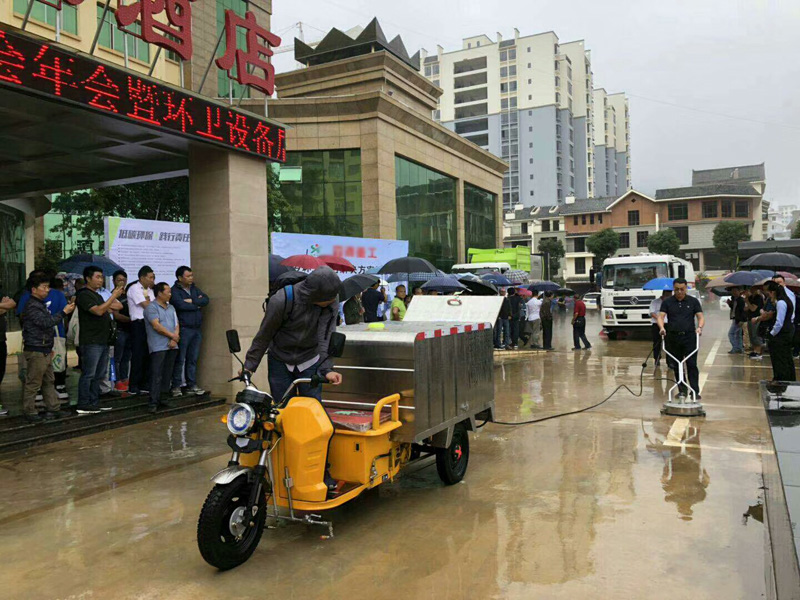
[750,269,775,279]
[482,273,513,286]
[643,277,675,291]
[388,270,446,282]
[724,271,762,287]
[421,277,468,294]
[527,280,560,292]
[59,254,123,277]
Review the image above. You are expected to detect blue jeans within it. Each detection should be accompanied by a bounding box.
[172,327,202,388]
[79,344,109,408]
[114,328,132,382]
[494,318,511,348]
[728,320,743,351]
[267,354,322,403]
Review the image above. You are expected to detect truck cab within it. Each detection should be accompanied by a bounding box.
[600,254,696,337]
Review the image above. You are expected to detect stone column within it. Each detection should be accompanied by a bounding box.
[189,147,270,399]
[455,179,466,263]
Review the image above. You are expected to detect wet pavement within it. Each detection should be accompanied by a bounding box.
[0,309,785,599]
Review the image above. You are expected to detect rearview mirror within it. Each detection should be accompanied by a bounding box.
[328,332,346,358]
[226,329,241,354]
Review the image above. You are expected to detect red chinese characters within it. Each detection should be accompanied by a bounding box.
[80,65,121,112]
[216,10,281,96]
[227,112,250,150]
[127,77,160,125]
[0,31,25,85]
[116,0,196,62]
[31,46,76,96]
[197,106,225,142]
[163,92,193,132]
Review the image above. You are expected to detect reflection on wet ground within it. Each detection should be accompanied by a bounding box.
[0,311,778,599]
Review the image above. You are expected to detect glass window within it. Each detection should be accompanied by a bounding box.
[628,210,640,226]
[396,156,457,270]
[0,204,25,332]
[598,214,603,224]
[500,66,508,78]
[619,232,630,248]
[575,257,586,274]
[602,262,668,289]
[574,237,586,252]
[276,150,362,237]
[464,184,497,256]
[581,215,586,225]
[573,216,578,226]
[735,200,749,218]
[15,0,78,34]
[96,6,150,61]
[670,226,689,244]
[553,220,560,231]
[217,0,250,98]
[500,51,507,62]
[702,201,718,219]
[668,202,688,221]
[721,200,732,218]
[590,214,594,225]
[509,49,516,60]
[542,220,551,232]
[636,231,649,247]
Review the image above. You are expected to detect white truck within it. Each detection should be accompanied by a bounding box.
[600,253,697,339]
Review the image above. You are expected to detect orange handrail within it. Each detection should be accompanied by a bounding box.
[372,393,401,430]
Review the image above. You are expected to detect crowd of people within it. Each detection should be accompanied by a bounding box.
[0,264,210,422]
[722,274,798,383]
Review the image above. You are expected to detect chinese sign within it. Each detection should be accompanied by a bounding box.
[216,10,280,96]
[271,232,409,277]
[116,0,196,62]
[105,216,190,284]
[0,27,286,162]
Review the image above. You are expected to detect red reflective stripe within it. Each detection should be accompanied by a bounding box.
[415,332,425,341]
[434,329,442,337]
[450,327,459,335]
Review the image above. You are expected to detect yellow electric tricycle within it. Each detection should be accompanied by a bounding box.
[198,318,494,571]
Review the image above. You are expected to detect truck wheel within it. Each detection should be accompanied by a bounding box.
[606,329,619,340]
[435,424,469,485]
[197,477,267,570]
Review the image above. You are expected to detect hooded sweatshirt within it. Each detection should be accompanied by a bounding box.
[244,266,341,374]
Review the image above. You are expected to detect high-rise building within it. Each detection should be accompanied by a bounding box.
[422,29,631,210]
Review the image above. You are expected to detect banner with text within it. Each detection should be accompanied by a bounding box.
[104,217,191,284]
[270,232,408,276]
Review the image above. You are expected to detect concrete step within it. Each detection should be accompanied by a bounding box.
[0,393,226,454]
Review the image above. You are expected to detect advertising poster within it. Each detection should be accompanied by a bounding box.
[104,217,191,285]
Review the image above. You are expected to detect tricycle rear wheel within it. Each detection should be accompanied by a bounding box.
[435,424,469,485]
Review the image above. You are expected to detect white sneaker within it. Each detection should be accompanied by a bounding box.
[56,388,69,400]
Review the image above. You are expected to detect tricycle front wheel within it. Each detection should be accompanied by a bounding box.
[435,424,469,485]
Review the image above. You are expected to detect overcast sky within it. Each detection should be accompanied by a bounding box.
[270,0,800,207]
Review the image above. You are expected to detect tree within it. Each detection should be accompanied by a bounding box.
[538,238,565,278]
[266,164,293,237]
[35,239,64,274]
[646,228,681,256]
[586,228,620,264]
[792,221,800,239]
[713,221,750,269]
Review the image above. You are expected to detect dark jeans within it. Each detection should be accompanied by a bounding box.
[78,344,109,408]
[0,339,6,388]
[542,318,553,349]
[494,318,510,348]
[129,320,150,392]
[769,328,796,382]
[572,317,591,349]
[510,319,521,346]
[149,349,178,407]
[793,324,800,356]
[115,328,132,382]
[651,323,662,362]
[267,354,322,403]
[665,331,700,395]
[172,327,202,388]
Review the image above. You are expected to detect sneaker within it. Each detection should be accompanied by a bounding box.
[25,413,43,423]
[54,409,73,419]
[513,345,519,350]
[115,380,129,392]
[0,405,8,416]
[751,354,763,361]
[127,389,139,396]
[75,406,101,415]
[42,412,59,421]
[748,352,758,358]
[171,387,183,398]
[572,347,581,351]
[187,386,206,396]
[55,386,69,400]
[140,389,151,395]
[584,345,592,350]
[98,406,113,411]
[35,392,43,401]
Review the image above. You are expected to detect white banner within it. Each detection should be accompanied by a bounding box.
[270,232,408,276]
[104,217,190,285]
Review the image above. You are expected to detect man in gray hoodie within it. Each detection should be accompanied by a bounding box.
[243,266,343,402]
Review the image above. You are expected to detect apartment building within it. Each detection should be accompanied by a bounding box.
[591,89,631,197]
[421,29,632,211]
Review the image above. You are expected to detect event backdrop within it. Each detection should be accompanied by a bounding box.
[105,217,190,285]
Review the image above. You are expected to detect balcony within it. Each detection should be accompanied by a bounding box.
[454,118,489,135]
[454,87,488,105]
[454,71,488,89]
[454,56,487,75]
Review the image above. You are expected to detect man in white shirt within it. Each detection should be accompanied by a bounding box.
[649,290,672,367]
[525,292,543,349]
[127,266,155,395]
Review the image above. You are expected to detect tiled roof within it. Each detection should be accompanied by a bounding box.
[692,163,765,186]
[558,196,617,214]
[506,204,562,221]
[654,183,761,200]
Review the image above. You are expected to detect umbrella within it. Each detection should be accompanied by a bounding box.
[777,271,796,279]
[59,253,123,277]
[274,270,307,288]
[741,252,800,270]
[513,287,532,298]
[506,269,530,284]
[421,277,468,294]
[318,255,356,273]
[281,254,327,270]
[643,277,675,291]
[555,287,576,296]
[387,270,446,283]
[378,257,438,275]
[706,276,735,296]
[528,280,560,292]
[269,254,293,281]
[724,271,762,287]
[481,273,513,286]
[458,277,498,296]
[754,276,800,290]
[750,269,775,279]
[339,273,380,301]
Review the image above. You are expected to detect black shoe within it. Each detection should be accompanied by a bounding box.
[75,405,101,415]
[54,409,73,419]
[98,406,113,411]
[584,345,592,350]
[572,347,581,351]
[149,405,158,414]
[42,411,60,421]
[25,413,43,423]
[100,390,122,399]
[159,400,176,409]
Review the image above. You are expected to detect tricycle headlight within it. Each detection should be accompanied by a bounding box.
[227,403,256,436]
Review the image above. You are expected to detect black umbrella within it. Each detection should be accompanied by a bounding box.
[421,277,468,294]
[555,287,576,296]
[274,270,307,288]
[458,277,498,296]
[741,252,800,270]
[59,253,123,277]
[528,280,560,292]
[377,257,438,275]
[269,254,293,281]
[339,274,380,301]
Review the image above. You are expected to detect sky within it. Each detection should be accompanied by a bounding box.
[270,0,800,207]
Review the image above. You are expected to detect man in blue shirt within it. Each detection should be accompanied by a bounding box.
[144,282,180,413]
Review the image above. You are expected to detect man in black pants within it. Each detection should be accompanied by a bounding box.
[126,266,155,396]
[541,291,554,350]
[0,290,16,416]
[649,289,672,367]
[657,278,705,400]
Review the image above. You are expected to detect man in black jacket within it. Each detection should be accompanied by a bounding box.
[170,266,210,397]
[494,288,512,350]
[21,274,76,422]
[507,288,524,349]
[726,287,746,354]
